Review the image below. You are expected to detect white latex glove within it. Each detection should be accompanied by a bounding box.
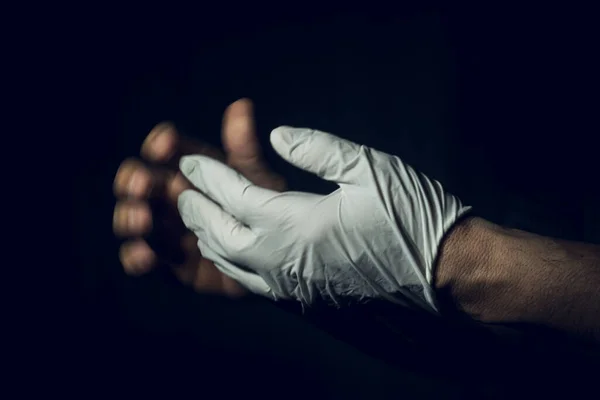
[177,127,471,313]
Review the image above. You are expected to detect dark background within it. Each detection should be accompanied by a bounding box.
[66,5,599,399]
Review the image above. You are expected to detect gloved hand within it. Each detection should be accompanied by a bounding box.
[177,127,471,312]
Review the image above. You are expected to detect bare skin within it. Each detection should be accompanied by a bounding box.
[436,216,600,341]
[113,98,285,296]
[113,98,600,342]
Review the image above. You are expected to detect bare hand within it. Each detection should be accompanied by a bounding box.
[113,99,286,296]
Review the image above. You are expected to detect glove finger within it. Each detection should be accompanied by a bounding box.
[269,126,366,186]
[198,244,273,298]
[179,155,278,224]
[177,189,258,262]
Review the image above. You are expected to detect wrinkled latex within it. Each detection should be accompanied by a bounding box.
[177,127,471,313]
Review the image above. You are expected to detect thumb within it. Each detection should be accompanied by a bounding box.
[269,126,365,185]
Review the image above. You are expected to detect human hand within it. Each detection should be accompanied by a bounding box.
[112,99,286,296]
[177,127,470,311]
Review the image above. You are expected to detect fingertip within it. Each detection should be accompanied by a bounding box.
[269,126,295,154]
[179,155,196,176]
[222,99,260,157]
[226,98,253,116]
[120,240,157,276]
[113,158,141,197]
[142,122,178,162]
[166,172,193,204]
[113,201,153,237]
[176,188,196,212]
[127,167,152,198]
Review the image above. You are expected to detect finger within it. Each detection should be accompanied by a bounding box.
[121,231,197,279]
[222,98,262,168]
[222,98,286,191]
[113,200,153,237]
[175,216,270,297]
[114,157,196,208]
[114,159,153,199]
[270,126,364,185]
[114,161,190,265]
[140,122,227,204]
[139,168,191,205]
[141,122,225,166]
[177,189,258,258]
[171,234,247,297]
[199,245,272,298]
[119,239,158,276]
[179,155,277,223]
[138,232,247,297]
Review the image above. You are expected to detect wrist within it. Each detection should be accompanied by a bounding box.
[433,215,600,340]
[433,216,507,319]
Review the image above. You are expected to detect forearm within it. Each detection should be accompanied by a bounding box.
[434,216,600,340]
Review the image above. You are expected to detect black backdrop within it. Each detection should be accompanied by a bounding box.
[69,5,599,399]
